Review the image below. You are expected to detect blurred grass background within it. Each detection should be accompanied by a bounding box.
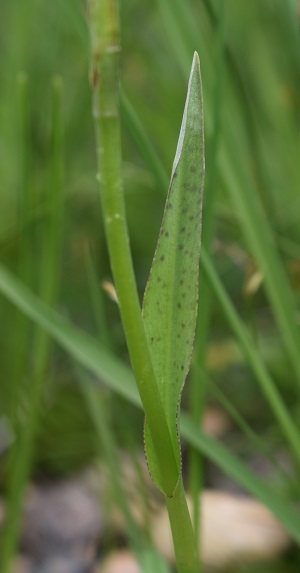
[0,0,300,570]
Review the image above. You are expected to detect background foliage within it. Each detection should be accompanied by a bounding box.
[0,1,299,570]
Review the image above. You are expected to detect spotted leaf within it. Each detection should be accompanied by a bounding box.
[142,53,205,493]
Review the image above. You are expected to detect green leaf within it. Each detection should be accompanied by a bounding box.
[0,264,138,407]
[142,52,204,492]
[0,264,300,544]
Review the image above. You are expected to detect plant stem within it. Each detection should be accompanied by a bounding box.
[88,0,178,496]
[88,2,200,569]
[10,73,33,427]
[165,477,198,573]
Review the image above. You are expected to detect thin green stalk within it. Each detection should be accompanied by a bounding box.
[189,0,225,547]
[121,91,169,194]
[88,0,179,496]
[10,74,33,427]
[1,75,34,573]
[165,477,197,573]
[85,242,111,348]
[200,248,300,466]
[159,0,191,75]
[33,76,64,385]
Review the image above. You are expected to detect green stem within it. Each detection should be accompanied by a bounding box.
[165,477,198,573]
[1,75,34,573]
[88,3,199,570]
[88,0,178,496]
[10,73,33,427]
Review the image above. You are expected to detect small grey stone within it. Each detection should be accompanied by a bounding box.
[10,555,32,573]
[21,478,102,561]
[31,556,92,573]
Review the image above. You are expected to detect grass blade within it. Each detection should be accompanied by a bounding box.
[188,0,225,546]
[10,73,34,424]
[84,242,111,348]
[200,248,300,465]
[1,73,34,573]
[121,91,169,194]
